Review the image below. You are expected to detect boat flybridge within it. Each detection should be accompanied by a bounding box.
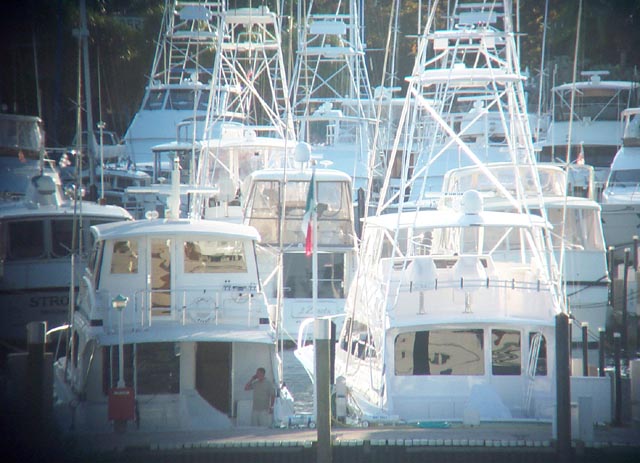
[538,71,639,195]
[53,157,294,432]
[122,0,223,170]
[242,148,358,342]
[600,107,640,249]
[441,163,609,346]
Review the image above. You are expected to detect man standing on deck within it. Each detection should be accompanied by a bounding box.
[244,367,275,426]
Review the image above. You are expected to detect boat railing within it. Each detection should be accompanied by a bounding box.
[97,285,267,333]
[382,255,552,295]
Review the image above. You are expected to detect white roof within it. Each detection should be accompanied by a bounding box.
[365,208,550,231]
[553,80,638,92]
[91,217,261,242]
[247,167,352,183]
[0,200,133,221]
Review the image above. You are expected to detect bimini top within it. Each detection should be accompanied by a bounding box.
[91,217,261,242]
[365,206,550,232]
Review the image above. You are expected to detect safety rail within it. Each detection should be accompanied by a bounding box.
[93,285,267,333]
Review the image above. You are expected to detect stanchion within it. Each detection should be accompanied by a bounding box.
[608,246,615,307]
[598,328,606,377]
[582,322,589,376]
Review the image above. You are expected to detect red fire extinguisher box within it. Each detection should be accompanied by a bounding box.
[108,387,135,421]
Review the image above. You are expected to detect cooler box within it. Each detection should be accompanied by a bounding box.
[108,387,135,421]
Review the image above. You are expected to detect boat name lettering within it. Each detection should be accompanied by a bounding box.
[29,295,69,308]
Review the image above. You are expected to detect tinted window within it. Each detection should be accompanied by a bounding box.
[7,220,45,259]
[394,329,484,375]
[184,239,247,274]
[491,329,521,375]
[111,240,139,274]
[51,219,74,257]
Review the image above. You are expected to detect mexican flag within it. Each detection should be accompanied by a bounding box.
[301,170,316,257]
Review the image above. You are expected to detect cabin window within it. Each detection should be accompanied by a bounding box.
[394,329,484,376]
[283,252,345,299]
[529,332,547,376]
[492,329,521,375]
[136,342,180,394]
[547,207,604,252]
[183,239,247,273]
[197,90,210,110]
[166,89,195,110]
[111,240,139,274]
[143,89,166,110]
[88,241,104,286]
[51,219,74,257]
[6,220,45,260]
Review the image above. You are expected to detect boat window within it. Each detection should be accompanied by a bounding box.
[554,89,631,122]
[88,240,104,286]
[246,180,280,244]
[143,89,167,110]
[547,207,604,252]
[492,329,521,375]
[183,239,247,273]
[6,220,45,260]
[529,332,547,376]
[197,90,210,110]
[51,218,74,257]
[166,89,195,110]
[316,181,354,246]
[394,329,484,376]
[609,169,640,187]
[283,252,345,299]
[110,240,139,274]
[136,342,180,394]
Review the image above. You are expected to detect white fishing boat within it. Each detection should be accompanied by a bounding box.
[0,114,133,349]
[122,0,222,169]
[243,154,357,342]
[295,0,569,424]
[53,158,294,432]
[290,0,376,194]
[538,71,639,197]
[441,163,610,346]
[601,107,640,249]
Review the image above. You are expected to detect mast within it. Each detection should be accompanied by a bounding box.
[77,0,96,199]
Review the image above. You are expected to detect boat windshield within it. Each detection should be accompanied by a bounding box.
[246,179,354,246]
[608,169,640,187]
[553,88,634,122]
